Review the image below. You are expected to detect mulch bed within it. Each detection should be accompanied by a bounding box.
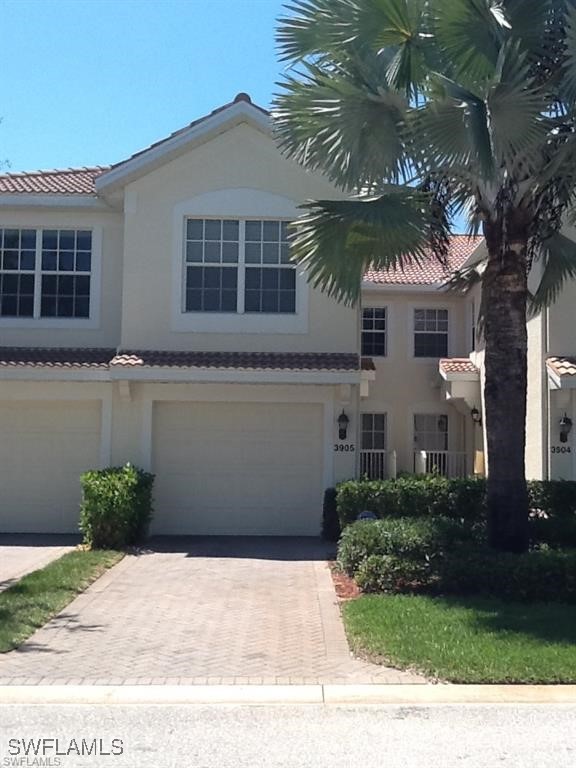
[329,562,362,600]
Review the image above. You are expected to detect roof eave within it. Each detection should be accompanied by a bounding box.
[0,193,109,209]
[362,281,448,292]
[439,370,480,382]
[96,101,271,194]
[546,366,576,389]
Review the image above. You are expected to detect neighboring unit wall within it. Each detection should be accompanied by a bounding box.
[526,311,546,479]
[360,288,469,474]
[118,123,357,353]
[547,273,576,481]
[0,207,123,348]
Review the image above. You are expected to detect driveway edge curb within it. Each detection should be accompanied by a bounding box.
[2,684,576,706]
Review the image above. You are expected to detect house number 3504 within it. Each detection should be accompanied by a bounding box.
[334,444,355,452]
[551,446,572,453]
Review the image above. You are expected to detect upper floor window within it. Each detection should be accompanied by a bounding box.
[414,308,448,357]
[184,218,295,314]
[361,307,387,356]
[0,228,92,319]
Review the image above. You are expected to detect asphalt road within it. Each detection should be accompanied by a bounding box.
[0,704,574,768]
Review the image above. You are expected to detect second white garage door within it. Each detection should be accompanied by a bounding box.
[152,402,324,535]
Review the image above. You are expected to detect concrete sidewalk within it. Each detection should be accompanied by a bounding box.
[1,684,576,705]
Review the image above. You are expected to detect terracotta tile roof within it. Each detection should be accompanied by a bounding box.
[111,350,359,371]
[361,357,376,371]
[364,235,483,285]
[0,348,360,372]
[0,95,266,197]
[439,358,479,376]
[547,356,576,377]
[0,347,114,368]
[0,167,109,196]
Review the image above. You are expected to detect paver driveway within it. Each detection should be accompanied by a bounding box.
[0,534,77,593]
[0,537,424,685]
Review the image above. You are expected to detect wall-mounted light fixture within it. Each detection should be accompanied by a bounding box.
[471,406,482,427]
[559,413,573,443]
[337,409,350,441]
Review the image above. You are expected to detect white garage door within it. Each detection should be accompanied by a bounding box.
[0,401,101,533]
[152,402,324,535]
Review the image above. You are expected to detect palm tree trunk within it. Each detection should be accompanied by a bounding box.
[482,226,530,553]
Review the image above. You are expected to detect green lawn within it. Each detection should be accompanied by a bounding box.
[0,549,124,653]
[343,594,576,683]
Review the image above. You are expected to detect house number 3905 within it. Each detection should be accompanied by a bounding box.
[334,444,355,452]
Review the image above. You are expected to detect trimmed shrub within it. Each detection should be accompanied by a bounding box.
[438,547,576,604]
[336,476,486,528]
[337,520,387,576]
[322,487,341,542]
[80,463,154,549]
[337,516,477,576]
[356,554,433,593]
[336,477,576,548]
[349,541,576,604]
[528,481,576,548]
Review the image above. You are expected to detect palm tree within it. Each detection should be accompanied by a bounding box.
[273,0,576,554]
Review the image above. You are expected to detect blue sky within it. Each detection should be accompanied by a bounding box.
[2,0,468,232]
[2,0,286,172]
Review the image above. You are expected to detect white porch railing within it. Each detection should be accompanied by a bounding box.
[414,450,468,478]
[360,449,390,480]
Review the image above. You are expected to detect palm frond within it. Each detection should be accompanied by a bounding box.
[487,41,550,175]
[273,54,409,190]
[432,0,509,88]
[424,74,496,179]
[562,1,576,105]
[276,0,357,62]
[530,231,576,313]
[290,188,449,303]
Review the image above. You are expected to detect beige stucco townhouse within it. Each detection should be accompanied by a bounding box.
[0,95,575,536]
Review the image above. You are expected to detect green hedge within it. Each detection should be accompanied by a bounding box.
[80,464,154,549]
[336,476,485,527]
[355,545,576,604]
[335,477,576,547]
[528,481,576,547]
[337,517,478,577]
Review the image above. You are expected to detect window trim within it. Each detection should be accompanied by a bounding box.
[171,189,309,334]
[0,225,102,329]
[183,218,296,316]
[411,305,450,360]
[361,306,388,357]
[361,412,388,451]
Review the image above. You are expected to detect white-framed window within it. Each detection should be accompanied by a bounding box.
[184,218,295,315]
[0,227,92,320]
[414,308,448,357]
[414,413,448,451]
[361,307,387,356]
[361,413,387,450]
